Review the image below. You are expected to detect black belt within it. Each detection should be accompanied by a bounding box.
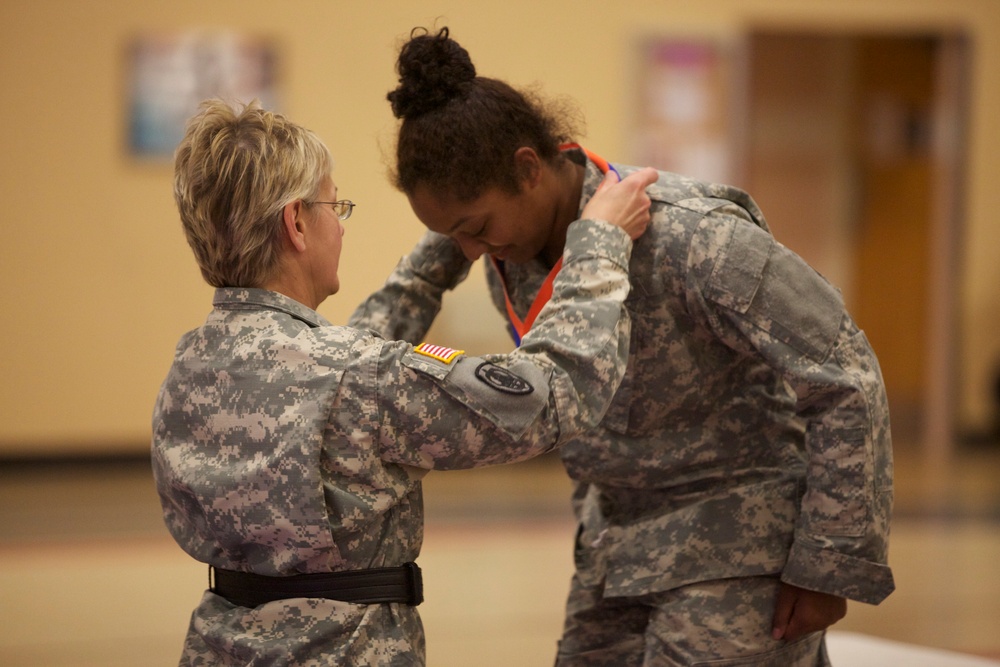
[210,562,423,607]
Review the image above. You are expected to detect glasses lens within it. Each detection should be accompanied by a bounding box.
[337,201,353,220]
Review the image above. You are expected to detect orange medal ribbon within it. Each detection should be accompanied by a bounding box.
[490,255,563,346]
[491,145,615,346]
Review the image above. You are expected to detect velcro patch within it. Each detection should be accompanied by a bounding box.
[414,342,465,364]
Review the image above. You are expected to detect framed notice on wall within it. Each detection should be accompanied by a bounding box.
[126,31,279,159]
[629,38,739,184]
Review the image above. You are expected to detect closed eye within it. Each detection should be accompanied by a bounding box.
[465,218,489,240]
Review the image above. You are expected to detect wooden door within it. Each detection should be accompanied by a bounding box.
[744,32,966,449]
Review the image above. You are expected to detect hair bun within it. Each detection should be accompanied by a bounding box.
[388,27,476,119]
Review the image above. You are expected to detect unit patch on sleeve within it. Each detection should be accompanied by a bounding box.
[414,342,465,364]
[474,362,534,395]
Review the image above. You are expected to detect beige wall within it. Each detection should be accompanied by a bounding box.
[1,0,998,455]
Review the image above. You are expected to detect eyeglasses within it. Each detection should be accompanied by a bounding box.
[306,199,355,220]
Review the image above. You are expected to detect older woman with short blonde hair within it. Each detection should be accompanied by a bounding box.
[152,98,655,665]
[173,99,333,288]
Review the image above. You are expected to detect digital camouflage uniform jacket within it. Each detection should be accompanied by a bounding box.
[151,219,633,666]
[483,149,895,606]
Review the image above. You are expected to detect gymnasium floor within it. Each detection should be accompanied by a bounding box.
[1,442,998,666]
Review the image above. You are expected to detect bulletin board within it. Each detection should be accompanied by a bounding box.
[127,31,280,159]
[629,38,740,185]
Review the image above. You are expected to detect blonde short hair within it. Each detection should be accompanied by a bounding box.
[173,99,333,287]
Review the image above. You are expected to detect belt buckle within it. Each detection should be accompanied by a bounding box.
[403,561,424,606]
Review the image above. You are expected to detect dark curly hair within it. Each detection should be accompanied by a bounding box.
[387,27,582,200]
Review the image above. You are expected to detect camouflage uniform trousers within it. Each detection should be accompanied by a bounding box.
[554,575,830,667]
[179,592,425,666]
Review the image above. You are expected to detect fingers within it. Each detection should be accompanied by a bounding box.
[626,166,659,189]
[783,616,806,642]
[618,169,656,240]
[771,583,796,640]
[627,211,651,240]
[772,584,848,642]
[580,166,658,240]
[595,168,620,192]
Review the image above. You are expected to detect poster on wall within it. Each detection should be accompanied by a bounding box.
[630,39,737,185]
[126,31,279,159]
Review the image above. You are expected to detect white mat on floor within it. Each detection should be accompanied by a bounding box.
[827,632,1000,666]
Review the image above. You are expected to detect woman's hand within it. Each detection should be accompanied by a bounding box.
[771,582,847,642]
[581,167,659,240]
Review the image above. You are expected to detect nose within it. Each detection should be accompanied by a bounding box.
[456,236,489,261]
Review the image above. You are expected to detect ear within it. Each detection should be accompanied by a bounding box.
[513,147,543,190]
[281,200,308,253]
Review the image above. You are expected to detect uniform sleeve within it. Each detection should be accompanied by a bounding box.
[697,209,894,605]
[368,219,634,470]
[348,230,471,343]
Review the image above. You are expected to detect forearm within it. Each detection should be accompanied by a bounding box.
[515,218,634,436]
[375,218,633,470]
[349,230,471,343]
[789,318,894,604]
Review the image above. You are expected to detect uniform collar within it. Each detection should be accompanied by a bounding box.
[212,287,332,328]
[572,150,606,219]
